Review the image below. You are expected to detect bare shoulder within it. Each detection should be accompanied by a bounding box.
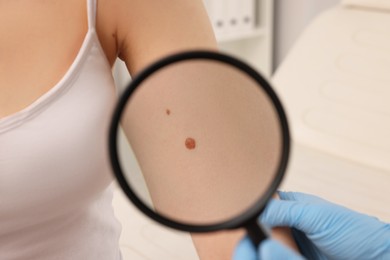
[97,0,217,75]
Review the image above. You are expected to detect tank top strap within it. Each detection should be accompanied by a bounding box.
[87,0,97,30]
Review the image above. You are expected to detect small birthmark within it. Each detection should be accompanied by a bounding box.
[185,138,196,150]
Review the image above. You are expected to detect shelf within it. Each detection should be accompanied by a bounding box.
[216,27,266,43]
[204,0,274,77]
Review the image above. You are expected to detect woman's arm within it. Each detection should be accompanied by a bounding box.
[101,0,297,258]
[109,0,218,74]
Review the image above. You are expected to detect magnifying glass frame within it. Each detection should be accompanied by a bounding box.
[109,50,290,235]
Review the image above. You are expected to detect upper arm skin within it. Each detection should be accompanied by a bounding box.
[97,1,297,259]
[103,0,218,75]
[97,1,238,259]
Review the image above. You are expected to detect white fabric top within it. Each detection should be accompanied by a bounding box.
[0,0,121,259]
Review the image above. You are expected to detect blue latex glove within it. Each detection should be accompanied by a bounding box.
[260,192,390,259]
[233,237,304,260]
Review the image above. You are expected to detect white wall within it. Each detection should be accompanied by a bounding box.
[273,0,340,70]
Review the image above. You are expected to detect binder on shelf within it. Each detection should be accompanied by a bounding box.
[241,0,256,34]
[226,0,242,37]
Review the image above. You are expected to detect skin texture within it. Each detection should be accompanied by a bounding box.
[0,0,298,258]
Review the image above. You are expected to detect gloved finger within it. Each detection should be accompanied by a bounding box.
[278,191,328,204]
[232,236,258,260]
[259,199,321,233]
[259,239,305,260]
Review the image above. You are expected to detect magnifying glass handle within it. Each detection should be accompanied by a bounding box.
[245,219,268,247]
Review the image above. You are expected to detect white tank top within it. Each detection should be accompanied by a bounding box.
[0,0,121,259]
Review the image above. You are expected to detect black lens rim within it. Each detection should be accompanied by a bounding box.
[109,50,290,233]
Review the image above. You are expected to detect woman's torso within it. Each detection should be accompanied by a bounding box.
[0,0,121,259]
[0,0,116,118]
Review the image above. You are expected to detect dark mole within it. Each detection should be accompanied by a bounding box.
[166,109,171,115]
[185,138,196,150]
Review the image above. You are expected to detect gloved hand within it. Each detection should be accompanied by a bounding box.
[260,192,390,259]
[233,237,304,260]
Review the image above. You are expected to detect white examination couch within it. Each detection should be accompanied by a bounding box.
[275,0,390,222]
[112,1,390,259]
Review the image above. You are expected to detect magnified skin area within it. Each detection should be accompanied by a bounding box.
[120,60,298,258]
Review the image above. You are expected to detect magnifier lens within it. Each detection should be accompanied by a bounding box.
[116,58,283,225]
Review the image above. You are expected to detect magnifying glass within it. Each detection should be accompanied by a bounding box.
[109,50,290,247]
